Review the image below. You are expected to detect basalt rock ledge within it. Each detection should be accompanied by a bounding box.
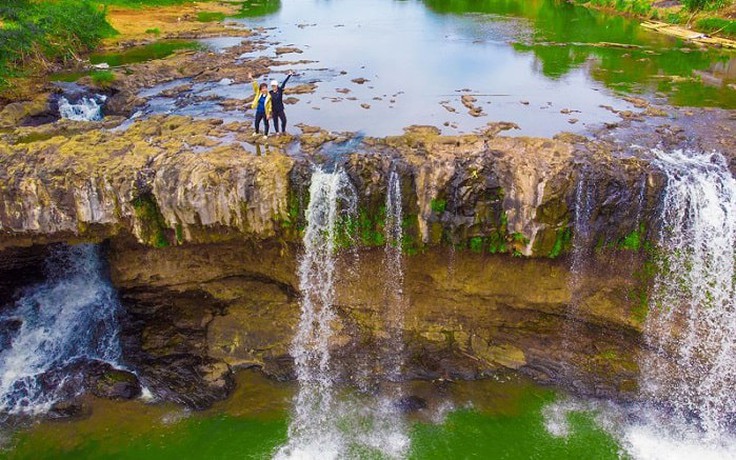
[0,115,673,408]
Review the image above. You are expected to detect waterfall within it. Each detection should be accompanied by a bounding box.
[569,169,595,294]
[0,244,122,415]
[641,149,736,437]
[277,167,410,459]
[559,169,596,385]
[381,168,405,383]
[58,95,106,121]
[543,149,736,459]
[277,168,358,459]
[358,167,410,459]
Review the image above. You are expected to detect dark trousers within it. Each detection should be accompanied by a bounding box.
[255,111,269,135]
[272,109,287,132]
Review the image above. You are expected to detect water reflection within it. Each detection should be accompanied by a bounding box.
[234,0,282,19]
[131,0,736,136]
[423,0,736,107]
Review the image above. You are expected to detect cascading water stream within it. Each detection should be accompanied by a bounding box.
[276,168,357,459]
[568,168,596,303]
[58,95,107,121]
[277,166,410,459]
[381,168,406,384]
[544,149,736,459]
[558,168,596,385]
[355,167,411,459]
[641,149,736,437]
[0,244,123,415]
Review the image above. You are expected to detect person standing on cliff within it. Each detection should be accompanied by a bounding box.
[269,71,293,135]
[248,73,272,139]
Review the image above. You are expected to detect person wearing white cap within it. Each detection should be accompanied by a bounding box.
[269,71,293,134]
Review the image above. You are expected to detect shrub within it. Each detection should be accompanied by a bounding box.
[0,0,116,87]
[696,17,736,37]
[682,0,724,11]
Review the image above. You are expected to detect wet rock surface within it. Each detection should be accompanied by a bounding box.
[1,0,735,414]
[100,237,643,403]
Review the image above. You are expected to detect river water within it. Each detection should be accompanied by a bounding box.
[122,0,736,136]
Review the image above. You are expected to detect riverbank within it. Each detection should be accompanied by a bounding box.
[0,0,245,101]
[574,0,736,41]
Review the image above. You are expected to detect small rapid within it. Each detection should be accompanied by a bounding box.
[58,95,107,121]
[0,244,123,415]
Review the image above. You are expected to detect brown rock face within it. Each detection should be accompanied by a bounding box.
[104,240,643,403]
[0,114,653,258]
[0,114,661,408]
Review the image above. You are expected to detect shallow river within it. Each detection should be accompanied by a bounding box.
[226,0,736,136]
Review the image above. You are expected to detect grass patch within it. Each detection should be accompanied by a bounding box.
[145,27,161,36]
[548,227,573,258]
[0,0,116,88]
[617,223,645,251]
[430,198,447,214]
[89,40,201,66]
[132,193,170,248]
[197,11,225,22]
[91,70,116,86]
[92,0,210,8]
[696,17,736,37]
[48,69,91,83]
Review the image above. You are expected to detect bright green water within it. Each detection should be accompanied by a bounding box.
[0,372,620,459]
[89,40,201,67]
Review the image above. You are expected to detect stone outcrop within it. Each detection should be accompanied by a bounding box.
[106,239,643,402]
[0,116,654,255]
[0,114,664,407]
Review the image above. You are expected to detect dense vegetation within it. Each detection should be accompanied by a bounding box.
[575,0,736,37]
[0,0,115,87]
[94,0,207,7]
[578,0,731,13]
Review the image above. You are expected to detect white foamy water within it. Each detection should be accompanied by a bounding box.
[0,244,122,415]
[276,168,357,459]
[58,95,106,121]
[277,167,411,459]
[544,398,736,460]
[643,149,736,436]
[544,149,736,459]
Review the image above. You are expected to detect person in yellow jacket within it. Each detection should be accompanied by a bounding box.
[248,73,272,139]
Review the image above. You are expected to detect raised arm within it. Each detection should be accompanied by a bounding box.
[249,72,258,95]
[280,72,293,91]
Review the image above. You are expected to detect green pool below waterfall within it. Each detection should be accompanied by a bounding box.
[0,371,621,459]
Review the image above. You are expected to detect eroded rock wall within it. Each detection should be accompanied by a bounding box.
[0,117,656,257]
[0,116,662,407]
[107,239,644,402]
